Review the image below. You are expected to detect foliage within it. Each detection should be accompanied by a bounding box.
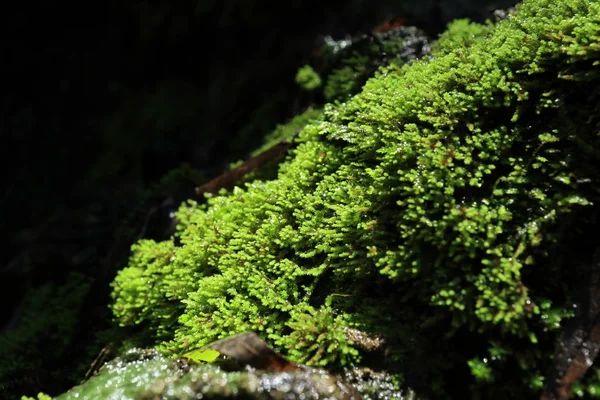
[430,19,493,56]
[21,393,51,400]
[316,26,431,102]
[272,300,360,367]
[296,65,322,90]
[0,274,92,399]
[250,107,324,157]
[111,0,600,397]
[323,52,371,102]
[112,239,181,340]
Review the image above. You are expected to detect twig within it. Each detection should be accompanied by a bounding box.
[195,129,302,197]
[541,249,600,400]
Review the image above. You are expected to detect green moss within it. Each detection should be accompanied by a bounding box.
[1,274,92,398]
[430,19,493,56]
[323,52,370,102]
[251,107,324,157]
[296,65,322,90]
[112,239,181,340]
[319,27,430,102]
[111,0,600,396]
[221,107,326,189]
[21,393,51,400]
[272,300,360,367]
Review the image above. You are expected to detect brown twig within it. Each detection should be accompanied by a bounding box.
[195,129,301,197]
[82,344,114,383]
[541,249,600,400]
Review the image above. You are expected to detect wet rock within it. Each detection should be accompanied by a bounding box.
[343,368,417,400]
[55,348,369,400]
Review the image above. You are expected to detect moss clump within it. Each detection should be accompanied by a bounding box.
[21,393,51,400]
[316,26,431,102]
[111,0,600,397]
[1,274,92,398]
[296,65,322,91]
[250,107,324,157]
[430,19,493,56]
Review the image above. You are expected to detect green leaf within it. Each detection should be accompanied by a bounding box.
[182,348,221,364]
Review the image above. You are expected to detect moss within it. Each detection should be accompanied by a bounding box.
[21,393,51,400]
[111,0,600,397]
[296,65,322,91]
[221,107,326,190]
[0,274,92,398]
[250,107,324,157]
[430,19,493,56]
[316,26,431,102]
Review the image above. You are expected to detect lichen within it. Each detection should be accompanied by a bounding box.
[110,0,600,397]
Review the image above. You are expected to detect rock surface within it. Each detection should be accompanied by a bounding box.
[56,348,415,400]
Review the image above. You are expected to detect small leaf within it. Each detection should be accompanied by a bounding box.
[183,348,221,363]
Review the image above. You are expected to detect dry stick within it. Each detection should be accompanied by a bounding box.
[195,129,302,197]
[82,344,114,382]
[541,249,600,400]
